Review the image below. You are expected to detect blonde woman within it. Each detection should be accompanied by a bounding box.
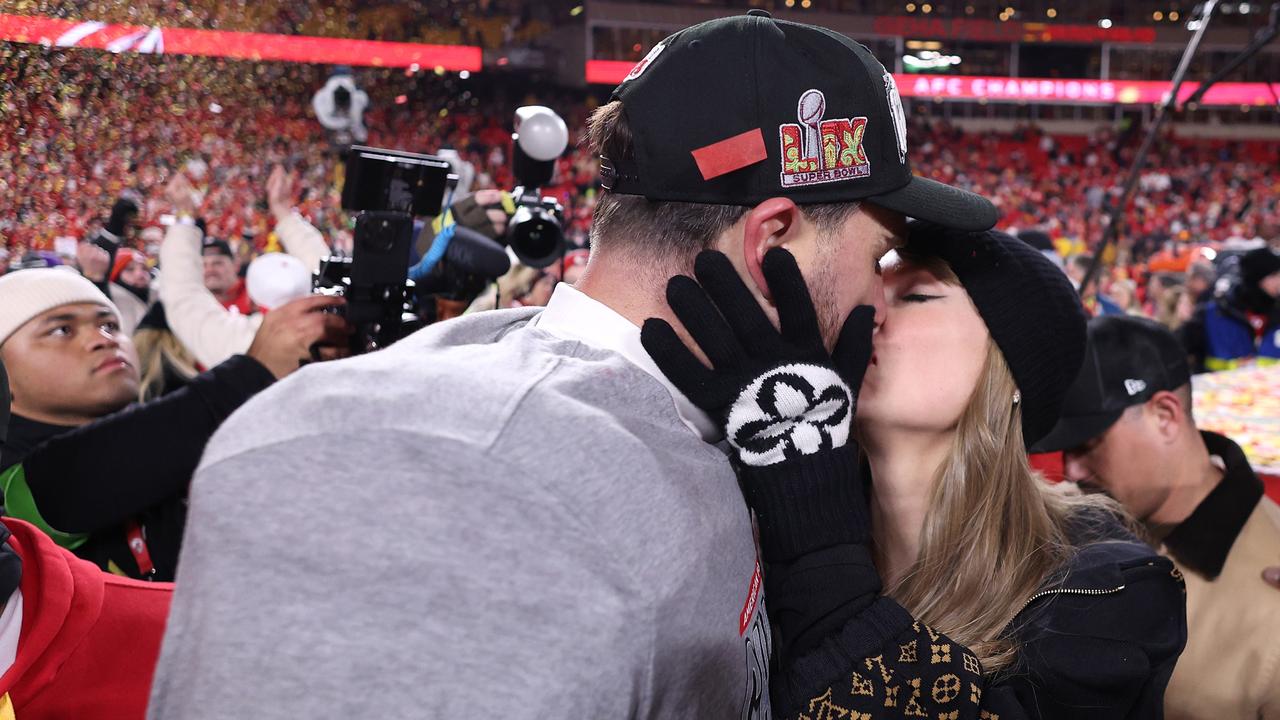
[643,225,1186,719]
[133,302,201,401]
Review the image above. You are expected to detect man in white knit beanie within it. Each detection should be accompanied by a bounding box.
[0,265,351,581]
[0,268,138,425]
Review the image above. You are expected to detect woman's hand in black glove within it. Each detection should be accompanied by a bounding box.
[641,247,875,562]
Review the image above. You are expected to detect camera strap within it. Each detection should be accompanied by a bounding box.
[124,519,157,580]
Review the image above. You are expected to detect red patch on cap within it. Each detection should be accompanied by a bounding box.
[691,129,768,181]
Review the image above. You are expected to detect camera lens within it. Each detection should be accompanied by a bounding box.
[509,206,563,268]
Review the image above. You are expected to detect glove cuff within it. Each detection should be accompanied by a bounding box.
[740,443,869,564]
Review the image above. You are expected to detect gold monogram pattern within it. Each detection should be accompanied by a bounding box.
[930,643,952,664]
[787,622,986,720]
[899,640,918,663]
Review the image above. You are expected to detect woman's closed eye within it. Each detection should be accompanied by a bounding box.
[901,293,943,303]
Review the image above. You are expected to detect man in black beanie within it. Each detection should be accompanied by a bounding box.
[1179,247,1280,372]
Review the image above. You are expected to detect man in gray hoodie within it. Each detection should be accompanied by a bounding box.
[149,12,996,719]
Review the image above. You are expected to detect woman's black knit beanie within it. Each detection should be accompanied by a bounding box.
[905,222,1087,448]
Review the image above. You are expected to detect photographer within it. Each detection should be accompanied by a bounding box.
[149,12,1001,718]
[160,165,331,368]
[0,359,172,719]
[1179,247,1280,372]
[0,267,350,580]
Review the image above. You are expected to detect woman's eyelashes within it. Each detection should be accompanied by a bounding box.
[901,292,943,303]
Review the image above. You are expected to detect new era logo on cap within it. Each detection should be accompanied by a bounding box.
[1032,315,1194,454]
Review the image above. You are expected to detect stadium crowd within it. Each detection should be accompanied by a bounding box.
[0,11,1279,718]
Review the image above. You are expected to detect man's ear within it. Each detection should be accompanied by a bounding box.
[1147,391,1188,444]
[739,197,802,302]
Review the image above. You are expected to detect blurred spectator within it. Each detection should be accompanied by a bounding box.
[1104,278,1140,315]
[1155,283,1197,332]
[1067,254,1093,292]
[1186,261,1218,305]
[200,238,251,313]
[559,248,590,285]
[1035,315,1280,718]
[0,268,350,580]
[108,248,153,335]
[159,169,330,369]
[132,303,200,401]
[1180,247,1280,372]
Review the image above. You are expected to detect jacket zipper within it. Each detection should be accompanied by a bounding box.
[1017,584,1126,616]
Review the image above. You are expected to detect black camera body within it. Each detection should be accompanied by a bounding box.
[316,147,454,354]
[503,106,569,269]
[506,189,564,269]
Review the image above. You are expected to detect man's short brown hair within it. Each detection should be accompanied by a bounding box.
[585,101,859,262]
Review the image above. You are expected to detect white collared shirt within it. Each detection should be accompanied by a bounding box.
[531,283,721,442]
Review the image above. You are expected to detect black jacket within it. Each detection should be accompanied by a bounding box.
[982,518,1187,717]
[770,513,1186,719]
[0,354,275,580]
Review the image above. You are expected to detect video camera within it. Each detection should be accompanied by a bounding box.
[317,146,516,353]
[315,146,452,354]
[315,105,571,354]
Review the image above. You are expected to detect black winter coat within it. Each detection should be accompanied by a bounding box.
[770,514,1186,719]
[0,354,275,580]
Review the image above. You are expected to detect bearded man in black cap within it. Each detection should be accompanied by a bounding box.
[1035,314,1280,719]
[150,11,998,719]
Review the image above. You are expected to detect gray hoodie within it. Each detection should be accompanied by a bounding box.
[148,298,770,719]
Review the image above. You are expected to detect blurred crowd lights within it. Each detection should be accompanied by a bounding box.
[981,4,1185,23]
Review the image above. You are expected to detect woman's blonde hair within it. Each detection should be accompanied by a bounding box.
[882,253,1123,674]
[133,327,199,402]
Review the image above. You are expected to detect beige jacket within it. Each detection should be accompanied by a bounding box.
[158,214,328,369]
[1164,495,1280,719]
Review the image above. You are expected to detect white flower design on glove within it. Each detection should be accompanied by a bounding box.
[726,363,853,467]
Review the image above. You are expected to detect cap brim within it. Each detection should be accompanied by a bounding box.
[1029,409,1124,454]
[868,175,999,232]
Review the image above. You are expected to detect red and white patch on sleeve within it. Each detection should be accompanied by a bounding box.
[739,559,763,636]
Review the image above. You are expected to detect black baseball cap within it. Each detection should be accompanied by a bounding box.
[201,237,234,259]
[604,11,998,231]
[1031,315,1192,453]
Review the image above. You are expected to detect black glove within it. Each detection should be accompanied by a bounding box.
[641,248,875,563]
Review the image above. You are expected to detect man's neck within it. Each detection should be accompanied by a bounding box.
[863,430,953,589]
[573,261,667,330]
[1146,431,1223,533]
